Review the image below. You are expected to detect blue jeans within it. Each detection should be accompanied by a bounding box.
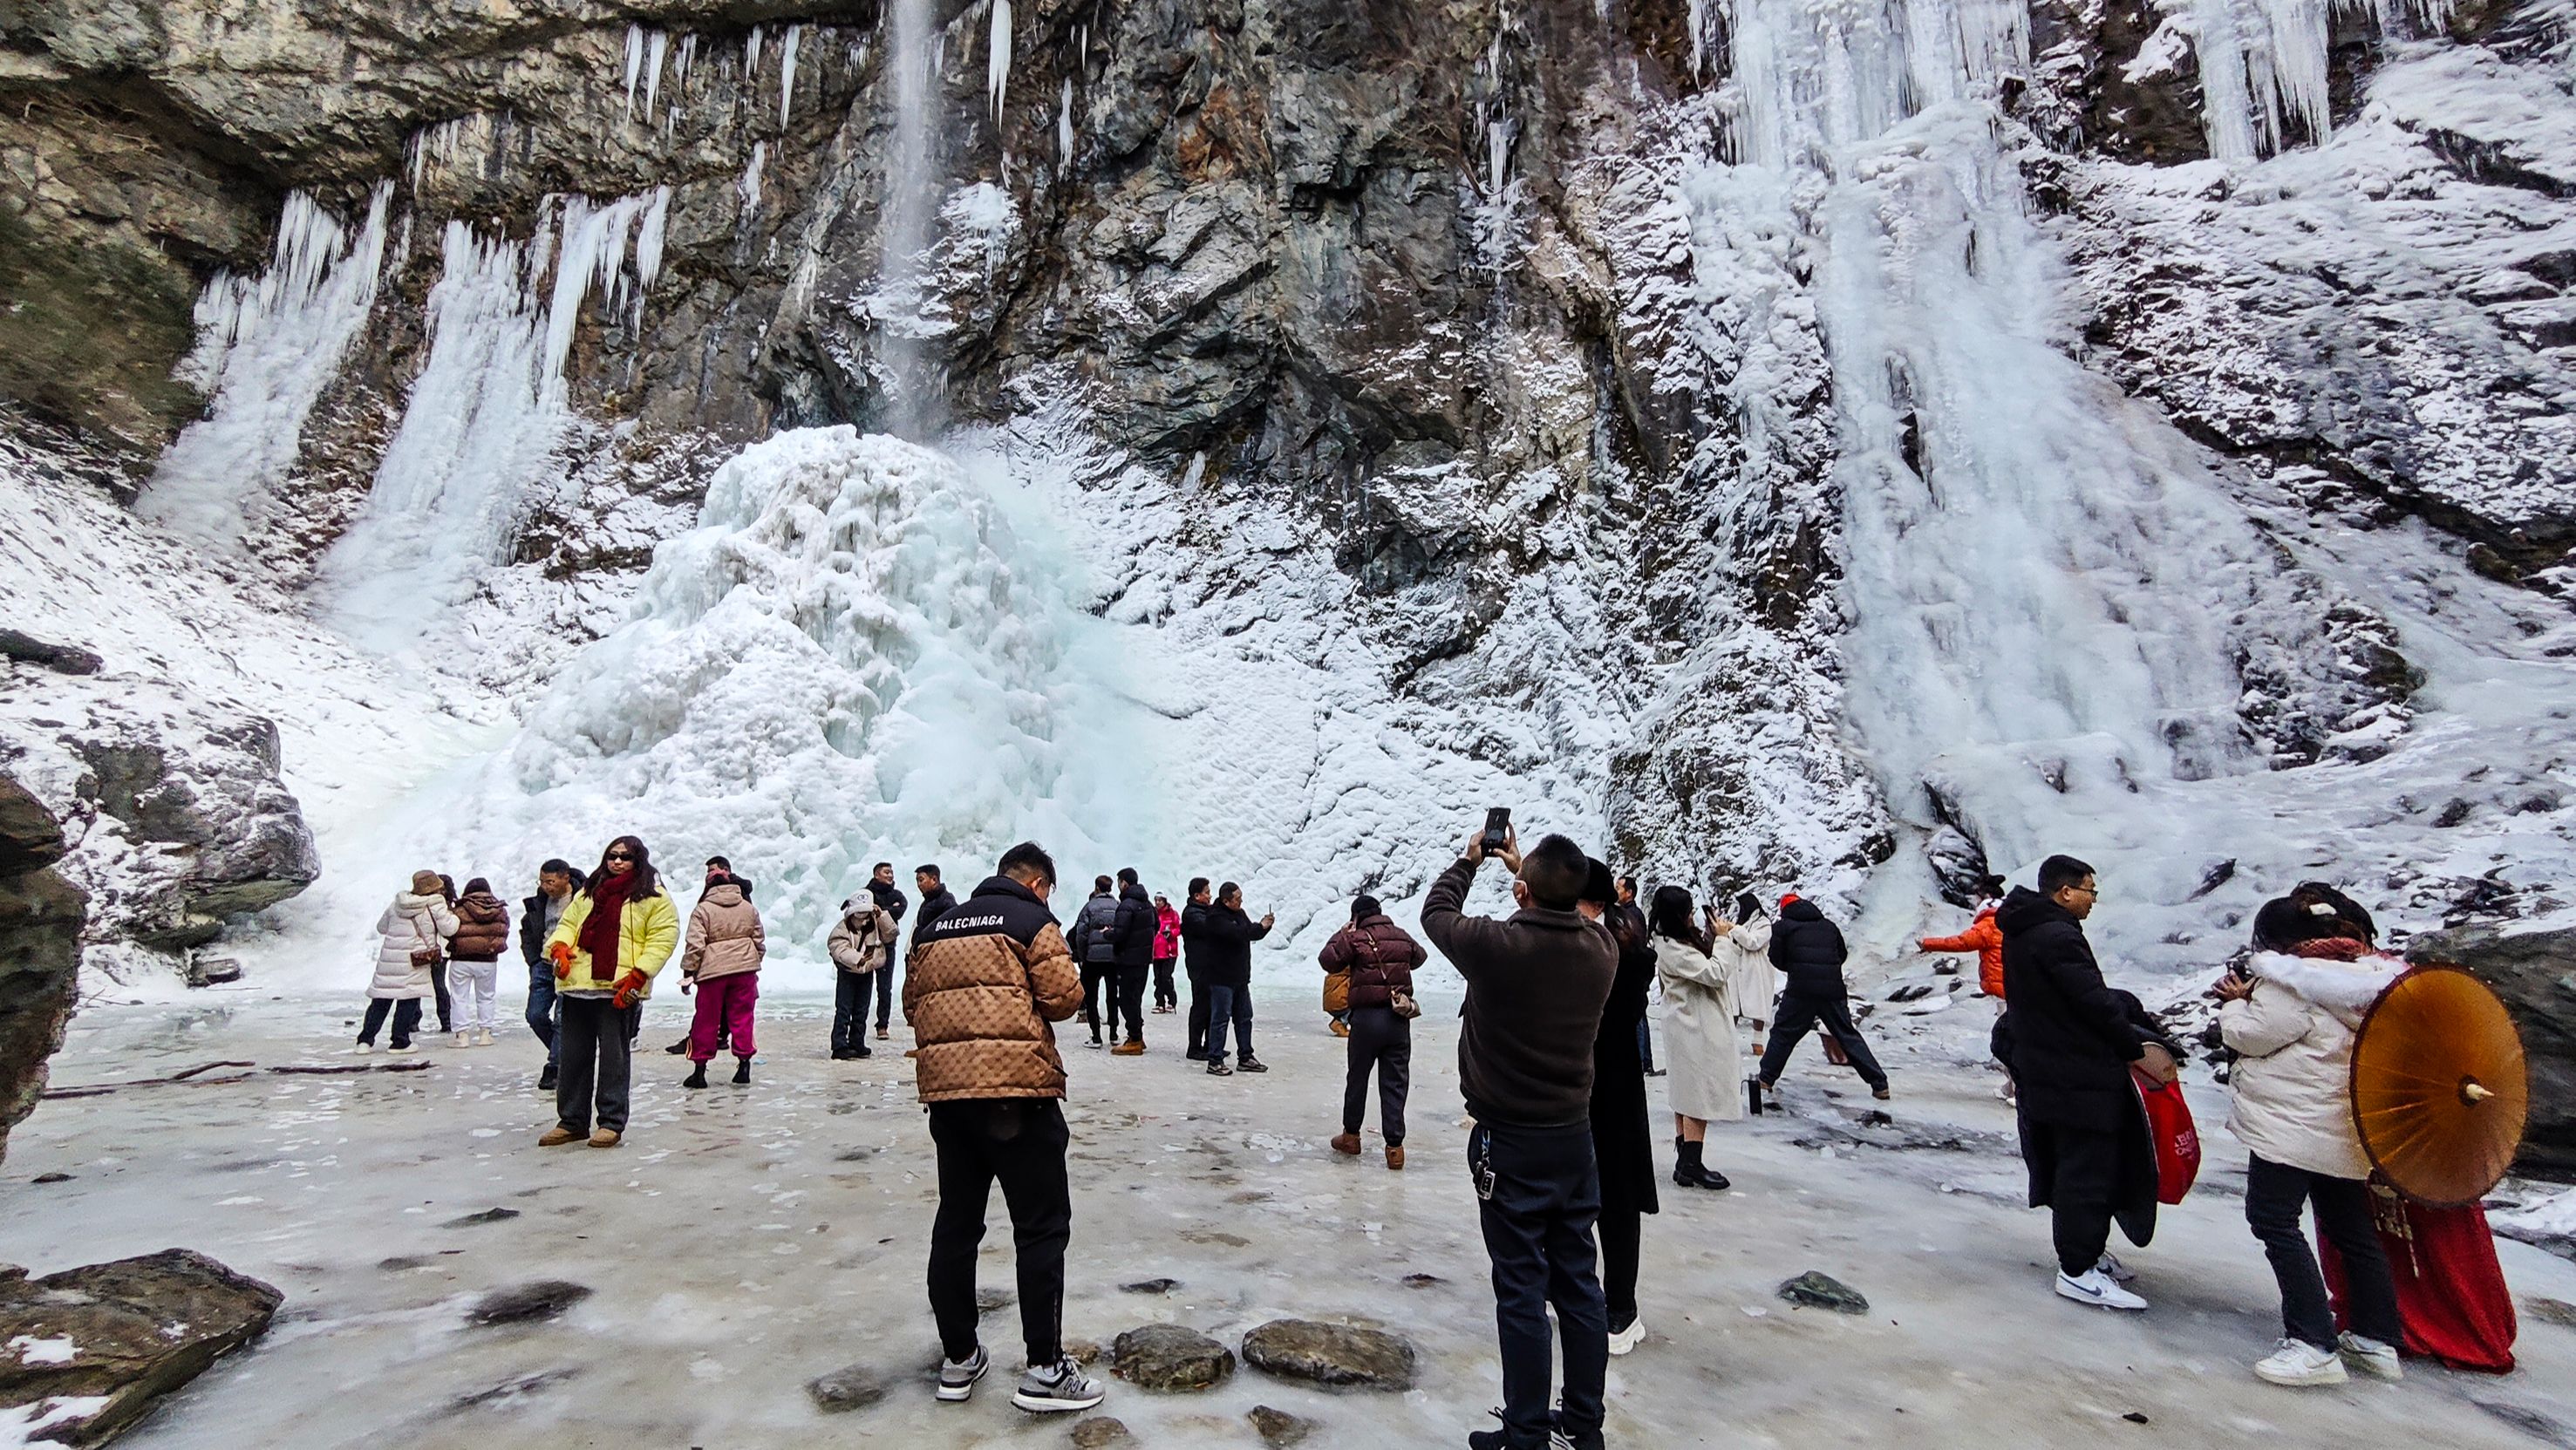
[526,966,558,1065]
[1204,984,1253,1060]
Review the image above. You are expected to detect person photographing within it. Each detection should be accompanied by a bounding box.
[1423,820,1617,1450]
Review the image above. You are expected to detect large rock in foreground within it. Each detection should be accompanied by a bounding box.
[0,775,83,1162]
[1239,1318,1418,1391]
[1109,1324,1234,1392]
[0,1249,283,1445]
[2408,924,2576,1176]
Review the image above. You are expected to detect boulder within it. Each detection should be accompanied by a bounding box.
[1777,1271,1870,1315]
[1109,1324,1234,1392]
[0,775,83,1163]
[1239,1318,1418,1391]
[467,1280,593,1326]
[0,676,317,962]
[0,1248,283,1445]
[805,1361,889,1413]
[1249,1404,1321,1446]
[0,631,101,677]
[2406,925,2576,1175]
[1070,1417,1132,1447]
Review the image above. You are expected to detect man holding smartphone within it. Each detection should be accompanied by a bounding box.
[1423,820,1618,1450]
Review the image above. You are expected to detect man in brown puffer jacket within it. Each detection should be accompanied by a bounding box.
[899,841,1102,1415]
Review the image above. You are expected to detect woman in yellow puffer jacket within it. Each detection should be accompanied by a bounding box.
[538,834,680,1148]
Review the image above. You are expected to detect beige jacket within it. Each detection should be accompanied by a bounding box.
[680,883,765,982]
[2220,951,2404,1180]
[828,899,899,973]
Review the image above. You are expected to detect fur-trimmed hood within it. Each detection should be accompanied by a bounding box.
[2247,950,2406,1030]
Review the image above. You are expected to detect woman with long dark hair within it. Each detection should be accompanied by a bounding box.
[539,835,679,1147]
[1579,861,1659,1354]
[1649,885,1735,1192]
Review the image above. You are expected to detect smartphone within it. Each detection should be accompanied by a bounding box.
[1481,807,1511,854]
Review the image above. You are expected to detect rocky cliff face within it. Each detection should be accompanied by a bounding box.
[3,0,2573,971]
[0,776,83,1161]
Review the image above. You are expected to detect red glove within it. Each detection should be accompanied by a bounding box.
[549,941,575,980]
[611,970,648,1010]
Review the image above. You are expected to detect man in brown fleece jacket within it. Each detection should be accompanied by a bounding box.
[1422,825,1617,1450]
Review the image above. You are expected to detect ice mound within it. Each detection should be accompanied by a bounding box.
[496,427,1105,962]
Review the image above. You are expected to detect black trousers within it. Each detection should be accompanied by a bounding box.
[1080,962,1114,1041]
[1471,1120,1608,1448]
[358,997,421,1048]
[1757,990,1887,1092]
[1151,958,1178,1009]
[875,958,896,1031]
[1341,1005,1412,1145]
[833,971,881,1054]
[1186,964,1210,1057]
[2046,1122,2121,1275]
[2245,1154,2403,1349]
[429,959,453,1031]
[1114,964,1148,1042]
[555,995,632,1134]
[928,1099,1072,1367]
[1598,1204,1641,1325]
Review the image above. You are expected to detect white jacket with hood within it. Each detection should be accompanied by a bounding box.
[828,895,898,973]
[370,891,459,999]
[2219,950,2405,1180]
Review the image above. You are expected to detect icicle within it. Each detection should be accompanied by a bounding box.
[645,31,671,115]
[624,25,645,118]
[739,141,768,219]
[633,187,672,325]
[780,23,802,126]
[676,32,698,90]
[1057,76,1075,164]
[746,24,764,80]
[988,0,1014,120]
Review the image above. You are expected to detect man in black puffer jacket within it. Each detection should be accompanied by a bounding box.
[1754,894,1890,1100]
[1107,868,1156,1053]
[1994,854,2179,1313]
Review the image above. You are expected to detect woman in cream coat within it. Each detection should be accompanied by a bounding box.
[1650,886,1736,1191]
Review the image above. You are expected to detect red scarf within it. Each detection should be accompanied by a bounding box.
[577,869,636,984]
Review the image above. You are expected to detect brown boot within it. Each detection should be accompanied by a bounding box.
[589,1128,622,1148]
[1112,1039,1145,1057]
[1331,1132,1362,1157]
[538,1126,581,1147]
[1385,1145,1405,1171]
[1329,1018,1350,1038]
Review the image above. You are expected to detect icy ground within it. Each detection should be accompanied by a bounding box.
[10,992,2575,1448]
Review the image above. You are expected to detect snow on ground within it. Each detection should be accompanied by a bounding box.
[9,992,2574,1447]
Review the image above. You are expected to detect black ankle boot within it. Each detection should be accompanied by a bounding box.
[732,1057,751,1085]
[683,1064,708,1090]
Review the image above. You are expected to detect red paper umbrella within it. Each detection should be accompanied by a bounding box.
[2349,965,2529,1208]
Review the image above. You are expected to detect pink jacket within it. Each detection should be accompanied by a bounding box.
[1152,906,1182,962]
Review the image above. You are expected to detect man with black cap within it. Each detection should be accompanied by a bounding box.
[1423,822,1618,1450]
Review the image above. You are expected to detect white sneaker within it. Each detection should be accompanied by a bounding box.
[1607,1312,1646,1356]
[450,1031,474,1048]
[1012,1355,1106,1413]
[2254,1338,2348,1386]
[2055,1268,2147,1311]
[2337,1331,2402,1381]
[936,1344,988,1403]
[2096,1252,2137,1283]
[352,1042,372,1054]
[475,1030,495,1047]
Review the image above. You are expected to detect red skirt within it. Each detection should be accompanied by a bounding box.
[2320,1177,2517,1373]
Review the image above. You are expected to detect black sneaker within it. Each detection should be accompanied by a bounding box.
[1237,1055,1269,1073]
[1206,1059,1233,1077]
[537,1064,558,1092]
[1184,1048,1207,1061]
[664,1037,691,1056]
[936,1344,988,1403]
[732,1058,751,1085]
[1011,1355,1106,1413]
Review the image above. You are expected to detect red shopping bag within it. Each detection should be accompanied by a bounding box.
[2131,1067,2201,1205]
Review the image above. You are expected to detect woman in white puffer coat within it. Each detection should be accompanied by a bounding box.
[360,870,458,1054]
[2216,923,2407,1389]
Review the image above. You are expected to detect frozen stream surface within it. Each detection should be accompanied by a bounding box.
[10,993,2576,1447]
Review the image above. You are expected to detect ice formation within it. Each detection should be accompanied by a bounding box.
[141,184,393,547]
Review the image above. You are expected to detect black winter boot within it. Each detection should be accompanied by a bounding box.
[1673,1139,1731,1191]
[682,1063,708,1090]
[732,1057,752,1085]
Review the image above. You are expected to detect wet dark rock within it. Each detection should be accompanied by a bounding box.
[31,1172,70,1184]
[2406,923,2575,1175]
[0,775,82,1164]
[1401,1273,1444,1287]
[1110,1324,1235,1392]
[976,1286,1015,1312]
[1070,1417,1132,1447]
[1249,1404,1321,1446]
[805,1361,889,1412]
[0,1248,282,1444]
[1120,1277,1181,1295]
[441,1208,521,1229]
[467,1280,593,1326]
[377,1256,431,1271]
[1240,1318,1419,1391]
[1777,1270,1870,1315]
[0,630,101,677]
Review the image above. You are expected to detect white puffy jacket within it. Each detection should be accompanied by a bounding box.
[2219,950,2404,1180]
[369,891,458,1000]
